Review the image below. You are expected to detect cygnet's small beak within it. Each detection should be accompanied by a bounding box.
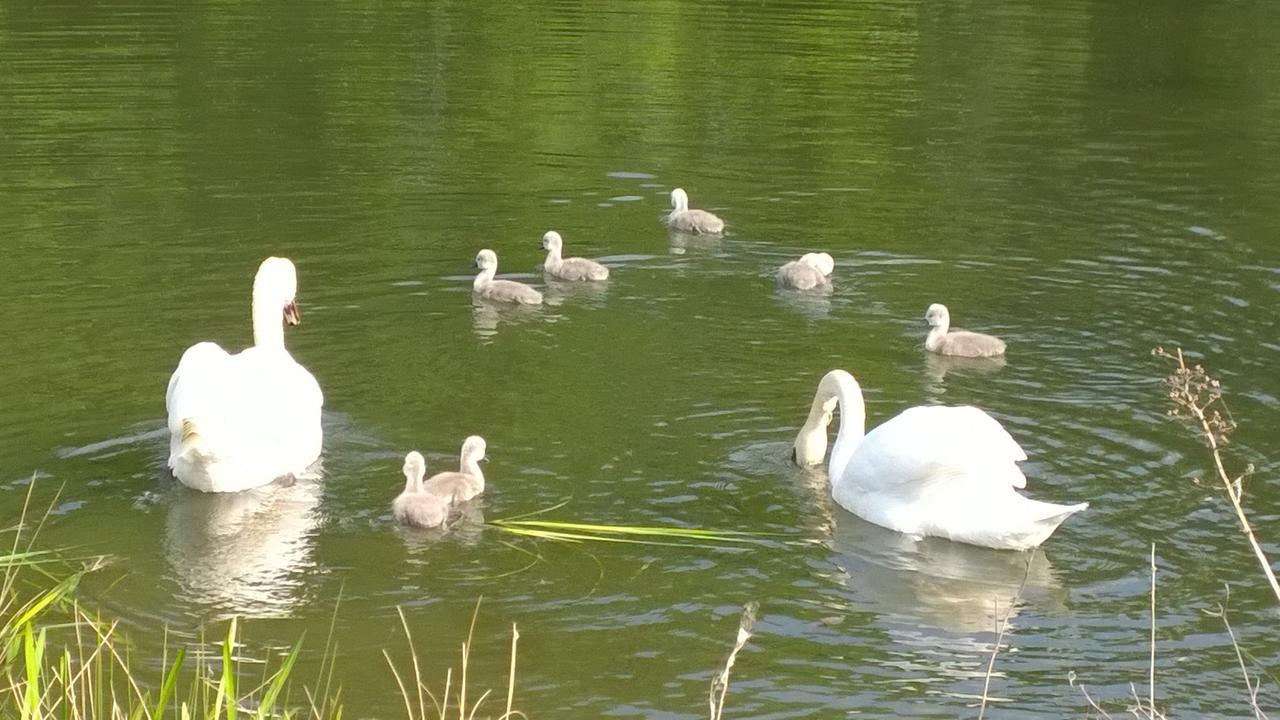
[284,301,301,326]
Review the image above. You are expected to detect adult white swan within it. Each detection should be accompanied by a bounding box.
[793,369,1086,550]
[165,257,324,493]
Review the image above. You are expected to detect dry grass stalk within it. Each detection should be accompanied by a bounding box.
[1153,347,1280,603]
[975,598,1010,720]
[976,551,1034,719]
[1146,544,1157,717]
[1204,586,1270,720]
[708,601,759,720]
[1069,545,1168,720]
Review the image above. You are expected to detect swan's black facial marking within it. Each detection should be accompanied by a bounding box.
[284,302,301,326]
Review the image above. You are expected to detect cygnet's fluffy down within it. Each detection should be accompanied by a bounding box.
[665,188,725,235]
[924,303,1006,358]
[473,249,543,305]
[392,451,450,528]
[423,435,487,503]
[777,252,835,290]
[541,231,609,281]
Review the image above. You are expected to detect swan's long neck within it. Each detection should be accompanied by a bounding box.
[672,194,688,213]
[544,246,563,271]
[925,319,949,351]
[794,370,866,480]
[826,373,866,482]
[403,471,419,494]
[473,267,495,291]
[252,293,285,349]
[461,456,485,492]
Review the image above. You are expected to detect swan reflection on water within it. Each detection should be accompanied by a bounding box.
[825,509,1064,644]
[164,476,321,618]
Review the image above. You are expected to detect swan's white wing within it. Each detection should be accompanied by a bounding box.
[844,405,1028,496]
[166,342,233,445]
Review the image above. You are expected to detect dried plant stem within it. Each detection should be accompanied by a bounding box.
[709,602,759,720]
[976,598,1008,720]
[977,551,1033,719]
[1149,544,1156,716]
[1204,586,1270,720]
[1069,675,1116,720]
[1155,347,1280,603]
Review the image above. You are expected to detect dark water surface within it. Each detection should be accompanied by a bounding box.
[2,1,1279,717]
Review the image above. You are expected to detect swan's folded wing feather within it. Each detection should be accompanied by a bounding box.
[561,257,608,281]
[166,342,233,435]
[845,405,1028,495]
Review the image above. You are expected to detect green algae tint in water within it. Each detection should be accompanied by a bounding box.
[2,2,1279,718]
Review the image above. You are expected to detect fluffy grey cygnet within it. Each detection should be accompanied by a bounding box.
[777,252,835,290]
[422,435,487,503]
[392,451,450,528]
[665,188,724,235]
[924,303,1006,358]
[541,231,609,281]
[473,249,543,305]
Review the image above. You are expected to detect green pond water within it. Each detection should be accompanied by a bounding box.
[2,1,1279,717]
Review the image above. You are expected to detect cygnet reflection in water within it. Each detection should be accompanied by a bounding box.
[825,509,1065,643]
[543,276,610,306]
[397,502,487,553]
[923,352,1008,388]
[773,285,833,320]
[471,297,543,340]
[668,231,724,255]
[164,477,320,618]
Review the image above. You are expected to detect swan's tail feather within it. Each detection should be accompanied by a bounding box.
[1016,500,1088,549]
[1033,500,1089,524]
[178,417,216,462]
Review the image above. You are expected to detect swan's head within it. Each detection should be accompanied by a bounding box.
[793,369,860,467]
[460,435,487,464]
[474,249,498,271]
[541,231,563,252]
[670,188,689,212]
[800,252,835,276]
[793,393,838,466]
[924,303,950,327]
[403,451,426,485]
[253,257,301,325]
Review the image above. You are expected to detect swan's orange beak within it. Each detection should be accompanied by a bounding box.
[284,301,301,326]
